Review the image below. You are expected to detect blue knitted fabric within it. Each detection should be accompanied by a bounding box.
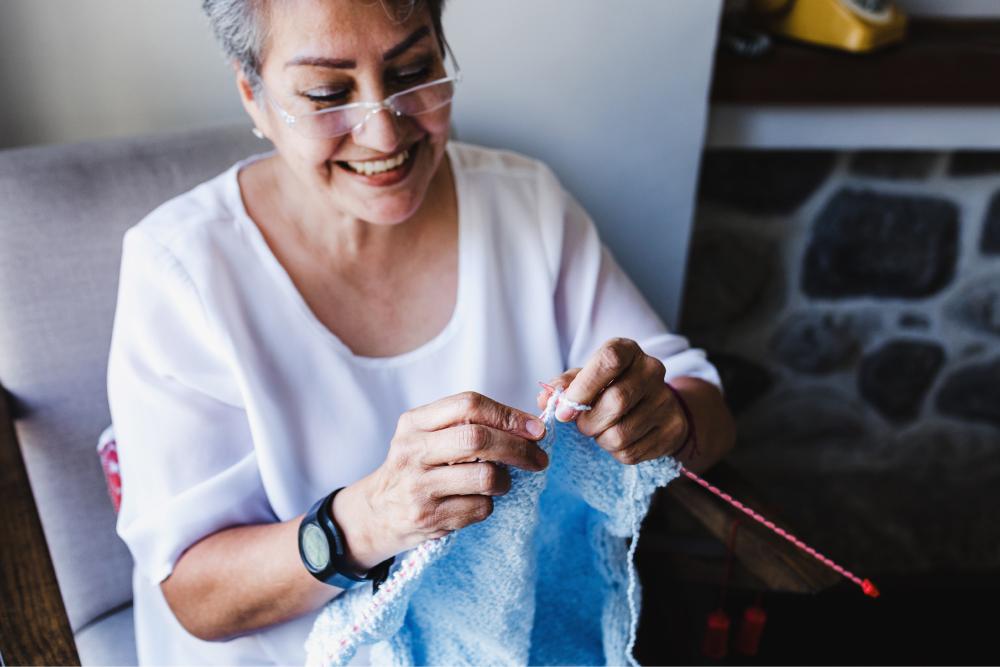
[305,391,681,666]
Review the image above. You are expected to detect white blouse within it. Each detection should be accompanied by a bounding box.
[107,141,721,665]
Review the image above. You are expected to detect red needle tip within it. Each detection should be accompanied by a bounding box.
[861,579,880,598]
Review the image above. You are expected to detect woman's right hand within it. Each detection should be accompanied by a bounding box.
[337,392,549,568]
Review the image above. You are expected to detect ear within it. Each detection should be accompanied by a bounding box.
[235,63,271,140]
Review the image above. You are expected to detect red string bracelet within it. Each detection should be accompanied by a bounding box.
[664,382,698,460]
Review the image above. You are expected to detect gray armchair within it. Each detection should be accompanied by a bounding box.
[0,126,836,666]
[0,125,262,665]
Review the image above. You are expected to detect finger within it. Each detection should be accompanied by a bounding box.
[558,338,642,421]
[403,391,546,441]
[420,425,549,471]
[609,424,668,466]
[536,368,582,410]
[424,462,511,498]
[577,361,651,437]
[433,495,495,530]
[587,391,664,453]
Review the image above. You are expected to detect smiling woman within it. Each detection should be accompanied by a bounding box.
[105,0,734,664]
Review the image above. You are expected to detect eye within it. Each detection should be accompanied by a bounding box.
[390,60,434,87]
[303,86,350,106]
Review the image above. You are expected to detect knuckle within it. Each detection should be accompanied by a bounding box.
[616,448,641,465]
[413,501,438,531]
[647,355,666,378]
[607,385,632,414]
[478,463,497,493]
[598,344,626,373]
[457,391,484,415]
[471,497,494,523]
[396,410,415,434]
[501,408,521,434]
[480,464,510,495]
[459,424,490,454]
[602,426,628,451]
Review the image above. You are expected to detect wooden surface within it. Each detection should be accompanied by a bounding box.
[712,19,1000,106]
[661,462,842,594]
[0,388,79,666]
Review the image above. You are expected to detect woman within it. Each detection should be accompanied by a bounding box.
[107,0,736,664]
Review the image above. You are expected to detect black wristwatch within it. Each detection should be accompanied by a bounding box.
[298,487,394,594]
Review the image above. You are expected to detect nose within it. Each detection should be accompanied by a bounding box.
[351,106,404,155]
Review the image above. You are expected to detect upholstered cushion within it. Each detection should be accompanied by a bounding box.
[75,604,138,667]
[0,124,262,633]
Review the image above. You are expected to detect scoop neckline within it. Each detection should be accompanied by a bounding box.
[228,143,467,368]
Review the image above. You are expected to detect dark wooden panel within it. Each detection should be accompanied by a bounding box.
[712,19,1000,106]
[0,388,79,666]
[663,462,842,594]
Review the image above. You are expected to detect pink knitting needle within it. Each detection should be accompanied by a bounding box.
[679,466,879,598]
[538,381,879,599]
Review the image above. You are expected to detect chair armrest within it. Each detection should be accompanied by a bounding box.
[0,387,80,666]
[662,461,842,594]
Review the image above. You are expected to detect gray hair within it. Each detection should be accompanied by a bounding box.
[202,0,268,91]
[201,0,448,93]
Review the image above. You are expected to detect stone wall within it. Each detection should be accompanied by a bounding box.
[683,150,1000,574]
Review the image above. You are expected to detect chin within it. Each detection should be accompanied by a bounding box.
[351,194,425,226]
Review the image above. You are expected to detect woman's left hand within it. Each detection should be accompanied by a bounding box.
[536,337,689,465]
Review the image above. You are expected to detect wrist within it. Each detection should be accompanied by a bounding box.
[329,480,392,572]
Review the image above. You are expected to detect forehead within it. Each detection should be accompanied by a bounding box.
[263,0,432,60]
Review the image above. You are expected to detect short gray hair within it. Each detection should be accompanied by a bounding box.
[202,0,268,90]
[202,0,448,93]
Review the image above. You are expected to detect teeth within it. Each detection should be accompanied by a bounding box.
[347,149,410,176]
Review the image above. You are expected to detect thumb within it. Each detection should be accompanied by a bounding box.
[536,368,582,411]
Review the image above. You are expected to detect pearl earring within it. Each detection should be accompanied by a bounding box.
[251,127,265,140]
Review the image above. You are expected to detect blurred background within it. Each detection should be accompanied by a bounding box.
[2,0,999,664]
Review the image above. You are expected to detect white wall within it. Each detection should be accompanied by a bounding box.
[445,1,722,326]
[0,0,723,327]
[0,1,244,148]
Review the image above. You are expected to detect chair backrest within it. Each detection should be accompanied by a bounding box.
[0,124,262,634]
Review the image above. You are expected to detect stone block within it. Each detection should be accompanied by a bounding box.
[936,357,1000,428]
[803,189,959,299]
[849,151,936,180]
[859,340,945,423]
[981,191,1000,254]
[769,311,861,374]
[698,150,835,215]
[949,151,1000,176]
[945,275,1000,338]
[736,387,868,451]
[680,229,774,331]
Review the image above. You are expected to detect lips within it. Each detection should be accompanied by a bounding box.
[335,140,420,187]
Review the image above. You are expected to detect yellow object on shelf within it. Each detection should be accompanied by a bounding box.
[750,0,907,53]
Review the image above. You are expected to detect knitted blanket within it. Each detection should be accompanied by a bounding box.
[305,391,681,666]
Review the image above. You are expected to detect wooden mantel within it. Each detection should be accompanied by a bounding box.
[711,19,1000,106]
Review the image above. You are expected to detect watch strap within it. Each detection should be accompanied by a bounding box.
[300,488,395,595]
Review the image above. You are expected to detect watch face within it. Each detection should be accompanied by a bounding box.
[301,523,330,571]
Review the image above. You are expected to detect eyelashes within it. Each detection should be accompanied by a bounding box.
[302,60,436,105]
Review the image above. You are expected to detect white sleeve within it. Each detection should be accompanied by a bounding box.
[108,227,276,585]
[540,172,722,389]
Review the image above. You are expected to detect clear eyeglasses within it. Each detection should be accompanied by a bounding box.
[264,44,461,140]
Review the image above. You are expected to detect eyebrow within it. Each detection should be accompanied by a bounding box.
[284,26,431,70]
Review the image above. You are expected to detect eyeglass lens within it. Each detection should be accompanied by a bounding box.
[300,80,455,139]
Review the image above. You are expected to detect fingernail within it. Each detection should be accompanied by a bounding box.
[555,405,578,422]
[526,418,545,438]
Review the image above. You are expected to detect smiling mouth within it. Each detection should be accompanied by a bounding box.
[336,142,417,176]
